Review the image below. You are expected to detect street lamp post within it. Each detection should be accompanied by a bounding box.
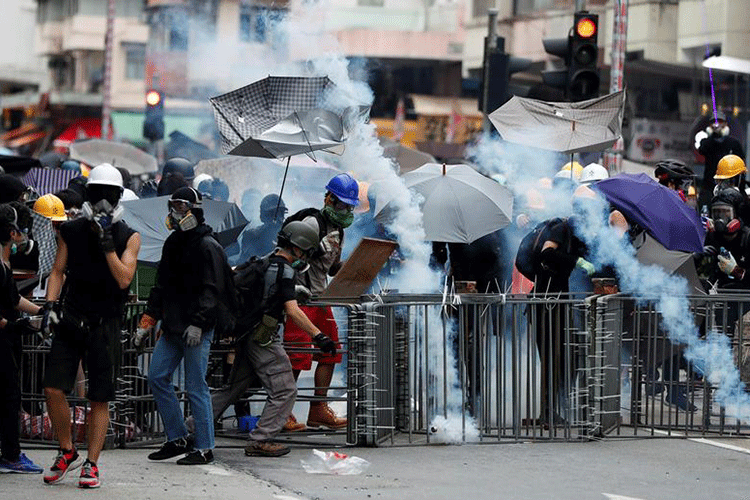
[101,0,115,141]
[482,8,499,134]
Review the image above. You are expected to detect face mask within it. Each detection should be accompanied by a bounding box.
[166,209,198,231]
[322,205,354,228]
[82,200,123,226]
[11,233,33,256]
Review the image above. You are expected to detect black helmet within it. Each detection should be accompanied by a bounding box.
[278,217,319,252]
[162,157,195,180]
[655,159,694,184]
[260,194,287,223]
[711,187,744,212]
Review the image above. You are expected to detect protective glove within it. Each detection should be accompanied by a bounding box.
[702,245,718,257]
[5,317,37,337]
[295,285,312,304]
[133,314,156,352]
[320,230,340,255]
[718,251,738,275]
[40,301,60,338]
[576,257,596,276]
[183,325,202,347]
[313,333,336,355]
[95,222,116,253]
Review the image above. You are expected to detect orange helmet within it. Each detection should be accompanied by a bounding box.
[33,194,67,222]
[714,154,746,180]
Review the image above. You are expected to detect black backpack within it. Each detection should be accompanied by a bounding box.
[515,217,567,281]
[231,255,284,338]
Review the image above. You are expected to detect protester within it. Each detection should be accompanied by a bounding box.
[54,189,84,219]
[237,194,287,265]
[0,203,45,474]
[698,113,745,211]
[654,158,695,202]
[42,163,141,488]
[281,173,358,431]
[157,157,194,196]
[137,187,234,465]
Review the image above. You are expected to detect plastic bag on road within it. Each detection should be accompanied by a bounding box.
[301,449,370,475]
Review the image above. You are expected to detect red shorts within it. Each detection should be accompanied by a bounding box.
[284,305,342,370]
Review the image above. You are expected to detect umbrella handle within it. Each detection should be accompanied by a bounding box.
[295,111,317,162]
[275,156,291,222]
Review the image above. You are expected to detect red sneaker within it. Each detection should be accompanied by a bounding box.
[43,448,83,484]
[78,460,100,489]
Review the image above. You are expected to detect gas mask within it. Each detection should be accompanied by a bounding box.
[707,123,730,137]
[165,199,199,231]
[82,199,124,228]
[10,230,33,256]
[289,247,311,272]
[711,203,741,234]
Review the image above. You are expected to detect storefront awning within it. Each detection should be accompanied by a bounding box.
[53,118,113,149]
[409,95,482,119]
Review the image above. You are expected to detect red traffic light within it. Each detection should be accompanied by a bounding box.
[145,90,162,107]
[576,17,596,39]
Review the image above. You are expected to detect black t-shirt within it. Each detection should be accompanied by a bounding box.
[0,261,21,350]
[263,254,296,321]
[533,218,587,294]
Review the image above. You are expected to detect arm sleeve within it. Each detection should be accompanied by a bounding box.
[144,257,165,320]
[188,240,224,330]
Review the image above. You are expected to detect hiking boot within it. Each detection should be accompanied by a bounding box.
[282,414,306,432]
[307,403,347,430]
[0,453,43,474]
[78,460,100,489]
[176,449,214,465]
[147,435,194,461]
[665,387,697,413]
[43,448,83,484]
[244,441,290,457]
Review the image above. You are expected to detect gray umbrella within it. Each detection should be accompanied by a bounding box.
[633,231,705,296]
[69,139,158,175]
[488,90,625,154]
[376,163,513,244]
[379,137,436,175]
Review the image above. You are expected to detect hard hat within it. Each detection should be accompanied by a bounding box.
[121,188,139,201]
[278,217,320,252]
[655,158,694,183]
[87,163,124,189]
[554,169,580,182]
[325,173,359,206]
[714,154,746,180]
[192,173,213,190]
[688,185,696,197]
[33,193,67,222]
[579,163,609,185]
[559,161,583,181]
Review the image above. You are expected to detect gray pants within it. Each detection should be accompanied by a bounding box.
[211,336,297,442]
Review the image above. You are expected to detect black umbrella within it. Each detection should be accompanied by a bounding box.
[633,231,705,296]
[165,131,219,164]
[121,196,248,264]
[0,155,41,175]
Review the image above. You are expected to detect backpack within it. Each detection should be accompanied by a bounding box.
[514,217,568,281]
[231,255,283,339]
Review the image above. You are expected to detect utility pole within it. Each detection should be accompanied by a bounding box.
[603,0,628,172]
[482,8,499,134]
[101,0,115,141]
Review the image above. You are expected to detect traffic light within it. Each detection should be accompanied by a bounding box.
[568,11,600,101]
[541,36,571,96]
[143,89,164,141]
[479,37,532,112]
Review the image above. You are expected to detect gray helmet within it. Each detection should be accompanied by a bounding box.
[278,217,320,252]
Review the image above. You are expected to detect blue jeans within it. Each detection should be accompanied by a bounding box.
[148,329,215,450]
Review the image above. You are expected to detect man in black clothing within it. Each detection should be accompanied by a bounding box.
[0,202,45,474]
[237,194,287,265]
[698,116,745,212]
[42,164,141,488]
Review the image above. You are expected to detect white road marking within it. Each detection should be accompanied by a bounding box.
[652,429,750,456]
[198,464,233,476]
[603,493,647,500]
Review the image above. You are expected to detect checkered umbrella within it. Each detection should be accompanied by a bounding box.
[31,211,56,277]
[209,76,366,158]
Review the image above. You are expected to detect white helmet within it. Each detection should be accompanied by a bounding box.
[121,188,139,201]
[579,163,609,185]
[193,173,213,190]
[87,163,124,189]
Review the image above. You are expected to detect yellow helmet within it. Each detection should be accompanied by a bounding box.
[559,161,583,181]
[714,154,746,180]
[33,194,67,222]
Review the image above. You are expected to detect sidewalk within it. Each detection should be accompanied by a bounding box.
[3,440,305,500]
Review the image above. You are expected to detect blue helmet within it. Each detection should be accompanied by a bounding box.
[325,173,359,206]
[60,160,81,172]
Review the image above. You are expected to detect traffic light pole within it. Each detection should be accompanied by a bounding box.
[603,0,628,173]
[101,0,115,141]
[482,8,499,134]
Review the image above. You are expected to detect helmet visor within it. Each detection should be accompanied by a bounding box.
[711,204,734,223]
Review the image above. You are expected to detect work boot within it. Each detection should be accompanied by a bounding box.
[307,403,347,430]
[244,441,290,457]
[282,414,306,432]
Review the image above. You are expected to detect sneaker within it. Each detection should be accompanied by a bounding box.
[43,448,84,484]
[147,436,194,461]
[282,414,306,432]
[176,449,213,465]
[665,388,697,413]
[0,453,44,474]
[78,460,100,489]
[307,403,347,430]
[244,441,290,457]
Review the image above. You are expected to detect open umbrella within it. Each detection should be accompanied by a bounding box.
[378,137,436,175]
[22,168,78,196]
[633,231,705,296]
[165,130,219,164]
[121,196,248,264]
[69,139,158,175]
[376,163,513,244]
[488,90,625,154]
[594,173,705,254]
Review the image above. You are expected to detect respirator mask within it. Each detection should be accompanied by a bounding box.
[711,203,742,234]
[166,198,199,231]
[8,207,33,256]
[82,184,123,229]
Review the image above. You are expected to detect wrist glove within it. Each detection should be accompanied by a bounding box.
[718,252,738,275]
[702,245,718,257]
[133,314,156,352]
[320,230,340,255]
[313,333,336,355]
[6,317,37,337]
[183,325,202,347]
[295,285,312,304]
[576,257,595,276]
[98,225,116,253]
[40,301,60,337]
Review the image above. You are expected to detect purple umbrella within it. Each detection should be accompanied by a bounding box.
[594,173,705,253]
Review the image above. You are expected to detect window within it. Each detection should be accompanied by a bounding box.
[239,6,285,43]
[124,43,145,80]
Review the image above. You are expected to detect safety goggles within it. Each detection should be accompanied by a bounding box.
[711,204,734,222]
[168,198,200,213]
[329,195,354,212]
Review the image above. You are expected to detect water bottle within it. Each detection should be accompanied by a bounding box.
[720,247,730,259]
